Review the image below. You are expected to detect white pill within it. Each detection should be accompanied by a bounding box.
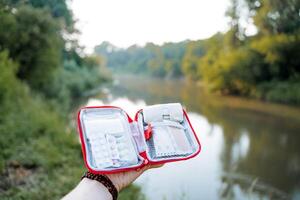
[99,139,106,145]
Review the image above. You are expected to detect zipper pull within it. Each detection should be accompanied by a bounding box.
[144,158,149,165]
[144,124,152,140]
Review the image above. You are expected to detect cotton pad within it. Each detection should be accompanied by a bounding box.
[143,103,184,123]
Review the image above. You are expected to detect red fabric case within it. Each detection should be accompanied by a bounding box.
[77,105,201,174]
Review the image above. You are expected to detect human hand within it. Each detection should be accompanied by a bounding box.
[105,164,163,192]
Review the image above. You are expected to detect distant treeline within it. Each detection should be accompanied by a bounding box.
[95,0,300,105]
[95,41,186,78]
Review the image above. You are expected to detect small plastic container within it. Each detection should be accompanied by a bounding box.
[77,103,201,174]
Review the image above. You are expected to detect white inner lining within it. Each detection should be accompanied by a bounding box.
[80,107,144,171]
[79,105,200,171]
[136,105,200,162]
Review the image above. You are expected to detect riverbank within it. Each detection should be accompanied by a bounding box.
[85,76,300,199]
[114,74,300,123]
[0,54,143,199]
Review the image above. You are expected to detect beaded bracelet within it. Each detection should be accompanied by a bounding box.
[82,171,118,200]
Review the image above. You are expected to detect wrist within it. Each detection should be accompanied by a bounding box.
[82,178,113,198]
[82,171,118,200]
[63,178,112,200]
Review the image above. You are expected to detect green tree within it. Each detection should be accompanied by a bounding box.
[0,6,63,93]
[1,0,73,28]
[225,0,245,47]
[251,34,300,79]
[245,0,300,34]
[181,40,205,80]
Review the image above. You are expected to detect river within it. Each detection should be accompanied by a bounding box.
[84,75,300,200]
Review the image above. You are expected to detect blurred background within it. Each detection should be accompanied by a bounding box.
[0,0,299,199]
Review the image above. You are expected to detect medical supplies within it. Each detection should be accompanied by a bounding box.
[77,103,201,173]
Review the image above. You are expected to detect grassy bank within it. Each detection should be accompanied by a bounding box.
[0,51,81,199]
[0,48,143,200]
[0,1,145,198]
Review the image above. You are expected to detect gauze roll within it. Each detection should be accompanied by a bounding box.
[143,103,184,123]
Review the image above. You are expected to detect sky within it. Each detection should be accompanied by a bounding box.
[71,0,231,53]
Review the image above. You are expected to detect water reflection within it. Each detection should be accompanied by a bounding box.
[86,76,300,200]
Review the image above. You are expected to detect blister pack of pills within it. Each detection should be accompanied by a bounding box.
[79,108,140,171]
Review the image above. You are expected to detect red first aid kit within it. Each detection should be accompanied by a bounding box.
[77,103,201,174]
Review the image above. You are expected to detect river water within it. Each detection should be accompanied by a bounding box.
[84,75,300,200]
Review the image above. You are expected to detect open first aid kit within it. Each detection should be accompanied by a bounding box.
[77,103,201,174]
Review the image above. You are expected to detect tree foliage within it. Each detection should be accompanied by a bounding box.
[0,1,112,199]
[245,0,300,34]
[0,6,62,92]
[1,0,73,28]
[0,1,109,107]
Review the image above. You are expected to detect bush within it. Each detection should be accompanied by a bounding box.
[0,6,62,94]
[0,51,142,199]
[256,79,300,104]
[0,51,83,199]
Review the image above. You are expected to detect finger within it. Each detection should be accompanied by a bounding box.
[135,165,149,172]
[149,164,163,169]
[140,164,163,172]
[135,163,163,173]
